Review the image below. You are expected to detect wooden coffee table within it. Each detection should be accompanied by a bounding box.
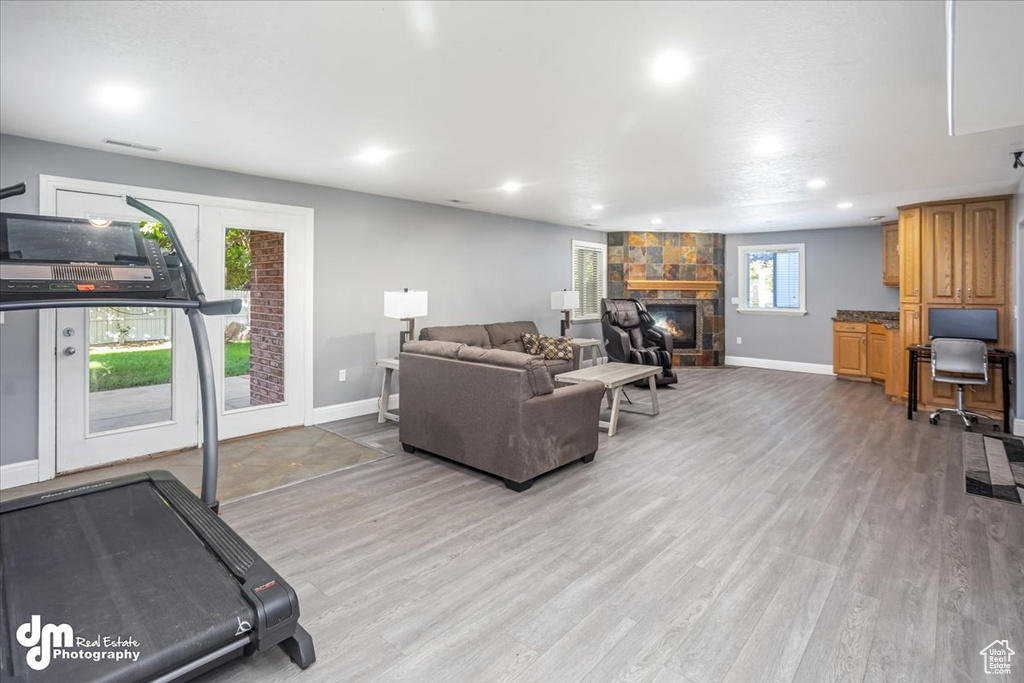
[554,362,661,436]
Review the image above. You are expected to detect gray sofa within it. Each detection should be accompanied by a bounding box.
[418,320,581,377]
[398,340,605,491]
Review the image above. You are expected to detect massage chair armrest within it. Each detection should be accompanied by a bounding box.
[645,325,673,352]
[602,320,631,363]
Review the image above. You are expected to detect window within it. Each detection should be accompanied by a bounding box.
[737,243,806,315]
[571,240,607,321]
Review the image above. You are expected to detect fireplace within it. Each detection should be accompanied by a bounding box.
[646,302,698,350]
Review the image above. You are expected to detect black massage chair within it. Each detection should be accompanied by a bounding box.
[601,299,678,386]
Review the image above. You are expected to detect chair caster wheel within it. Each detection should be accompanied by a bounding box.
[928,416,939,425]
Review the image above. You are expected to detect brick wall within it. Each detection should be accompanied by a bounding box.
[248,231,285,404]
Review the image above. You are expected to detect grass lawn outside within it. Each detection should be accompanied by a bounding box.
[89,341,250,392]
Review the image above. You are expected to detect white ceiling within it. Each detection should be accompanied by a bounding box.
[1,0,1022,233]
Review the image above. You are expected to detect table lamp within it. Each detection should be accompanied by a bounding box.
[550,289,580,337]
[384,288,428,351]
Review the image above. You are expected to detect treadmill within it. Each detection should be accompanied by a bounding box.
[0,182,315,682]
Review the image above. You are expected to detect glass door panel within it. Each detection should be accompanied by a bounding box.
[222,227,286,411]
[87,306,174,433]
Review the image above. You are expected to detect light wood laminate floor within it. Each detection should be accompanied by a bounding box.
[202,367,1023,683]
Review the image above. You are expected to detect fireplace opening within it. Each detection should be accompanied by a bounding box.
[647,304,698,350]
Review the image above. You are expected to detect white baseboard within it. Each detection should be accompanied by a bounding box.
[725,355,835,376]
[1014,418,1023,437]
[0,460,40,490]
[313,394,399,425]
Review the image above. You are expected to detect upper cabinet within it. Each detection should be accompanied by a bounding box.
[881,221,899,287]
[963,200,1006,305]
[898,207,921,303]
[922,204,963,304]
[919,200,1007,306]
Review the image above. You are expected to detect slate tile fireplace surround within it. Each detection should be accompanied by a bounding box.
[607,231,725,366]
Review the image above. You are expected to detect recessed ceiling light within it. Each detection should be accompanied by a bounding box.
[591,204,604,211]
[95,83,144,112]
[650,218,663,225]
[355,147,394,164]
[502,180,522,193]
[806,179,827,189]
[837,202,853,209]
[754,136,783,156]
[650,50,691,86]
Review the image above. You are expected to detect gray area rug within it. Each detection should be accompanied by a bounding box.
[963,432,1024,505]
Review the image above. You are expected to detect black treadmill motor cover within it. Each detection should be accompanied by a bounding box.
[0,482,254,682]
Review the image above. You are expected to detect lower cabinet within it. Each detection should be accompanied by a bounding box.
[833,322,868,378]
[868,323,889,382]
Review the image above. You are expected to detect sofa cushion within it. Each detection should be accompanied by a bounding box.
[419,324,491,348]
[485,321,539,352]
[456,346,554,396]
[402,340,464,359]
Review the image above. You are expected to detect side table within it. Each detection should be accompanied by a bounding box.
[573,337,605,367]
[375,357,400,424]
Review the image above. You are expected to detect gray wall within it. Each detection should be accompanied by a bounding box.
[0,134,602,465]
[725,226,900,366]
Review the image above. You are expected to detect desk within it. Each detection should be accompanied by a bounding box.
[375,358,400,424]
[906,345,1015,433]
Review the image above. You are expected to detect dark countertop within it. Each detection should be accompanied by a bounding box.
[833,309,900,329]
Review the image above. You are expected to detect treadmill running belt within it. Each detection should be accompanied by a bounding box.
[0,482,254,682]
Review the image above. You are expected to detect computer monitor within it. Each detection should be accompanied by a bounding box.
[928,308,998,342]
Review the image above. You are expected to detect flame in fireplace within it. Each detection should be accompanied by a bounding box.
[654,315,686,339]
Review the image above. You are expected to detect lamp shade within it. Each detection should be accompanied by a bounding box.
[550,290,580,311]
[384,290,428,319]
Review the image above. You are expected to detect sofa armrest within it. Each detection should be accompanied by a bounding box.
[521,380,604,456]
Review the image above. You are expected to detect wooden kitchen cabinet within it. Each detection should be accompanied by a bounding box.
[882,221,899,287]
[868,323,889,382]
[922,203,962,305]
[963,200,1006,305]
[898,208,921,303]
[833,322,868,378]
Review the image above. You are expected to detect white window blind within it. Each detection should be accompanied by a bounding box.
[737,243,806,315]
[571,240,607,321]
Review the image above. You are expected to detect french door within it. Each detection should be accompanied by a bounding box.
[201,206,307,440]
[52,190,200,472]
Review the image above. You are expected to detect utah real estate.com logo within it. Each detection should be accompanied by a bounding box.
[980,640,1015,676]
[16,615,140,671]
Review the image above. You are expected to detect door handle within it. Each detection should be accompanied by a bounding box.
[63,346,77,356]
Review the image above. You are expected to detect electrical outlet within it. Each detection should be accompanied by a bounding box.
[338,370,346,382]
[731,296,739,305]
[736,337,742,345]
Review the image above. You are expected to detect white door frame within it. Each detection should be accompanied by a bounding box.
[33,174,315,483]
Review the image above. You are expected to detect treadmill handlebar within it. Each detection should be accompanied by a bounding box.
[125,195,206,301]
[0,182,27,200]
[199,296,243,316]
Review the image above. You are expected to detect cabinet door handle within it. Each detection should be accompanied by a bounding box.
[956,287,961,301]
[967,287,973,300]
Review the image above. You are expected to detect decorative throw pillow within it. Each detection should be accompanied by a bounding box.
[522,332,543,355]
[537,335,574,361]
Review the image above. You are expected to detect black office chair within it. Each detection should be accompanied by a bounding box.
[601,299,678,386]
[927,338,995,431]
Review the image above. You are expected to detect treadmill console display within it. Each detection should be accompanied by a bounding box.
[0,212,173,299]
